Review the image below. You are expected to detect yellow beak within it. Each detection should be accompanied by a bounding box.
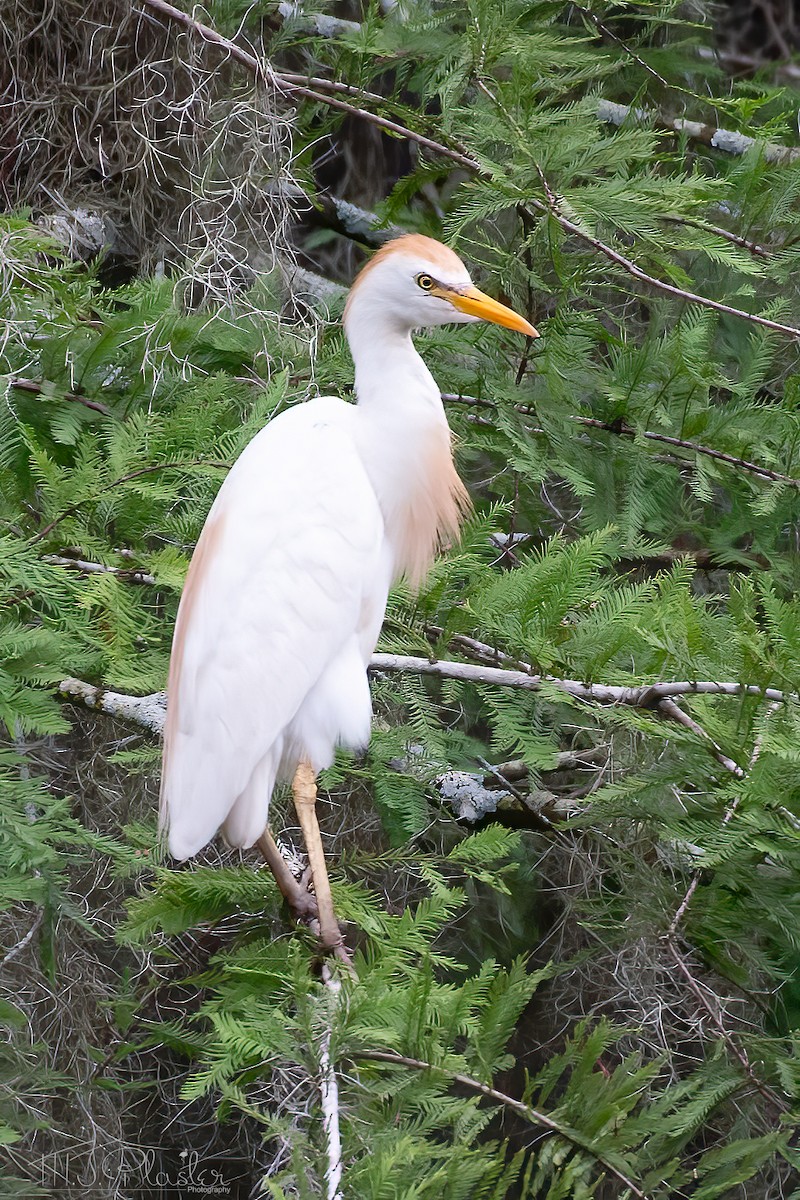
[441,284,539,338]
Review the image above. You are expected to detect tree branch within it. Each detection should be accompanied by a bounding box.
[319,966,344,1200]
[58,659,797,741]
[7,376,113,418]
[597,98,800,165]
[575,416,800,488]
[657,698,744,780]
[353,1049,648,1198]
[43,555,156,586]
[369,653,797,708]
[59,677,167,734]
[441,394,800,489]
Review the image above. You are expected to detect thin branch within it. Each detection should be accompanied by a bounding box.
[353,1049,648,1199]
[441,394,800,489]
[0,911,44,969]
[575,4,673,92]
[30,458,228,544]
[657,698,744,781]
[668,702,781,934]
[661,702,789,1115]
[575,417,800,488]
[319,966,344,1200]
[522,192,800,340]
[660,214,769,260]
[43,554,156,586]
[7,376,113,418]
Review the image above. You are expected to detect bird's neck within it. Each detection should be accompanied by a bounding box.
[349,325,469,588]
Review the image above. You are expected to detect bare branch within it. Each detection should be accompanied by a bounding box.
[7,376,113,418]
[59,677,167,734]
[44,555,156,586]
[319,966,344,1200]
[667,942,788,1114]
[369,653,797,708]
[597,98,800,165]
[353,1049,649,1199]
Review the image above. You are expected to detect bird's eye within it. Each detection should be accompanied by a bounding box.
[416,273,435,291]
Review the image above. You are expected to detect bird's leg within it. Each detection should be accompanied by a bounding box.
[256,829,319,923]
[291,763,344,951]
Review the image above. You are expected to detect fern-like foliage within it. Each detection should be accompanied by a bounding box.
[2,0,800,1194]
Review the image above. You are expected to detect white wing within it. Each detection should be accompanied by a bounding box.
[161,397,388,859]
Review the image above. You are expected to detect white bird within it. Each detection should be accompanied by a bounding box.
[160,234,537,948]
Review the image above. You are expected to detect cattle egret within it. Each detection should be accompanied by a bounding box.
[160,234,538,950]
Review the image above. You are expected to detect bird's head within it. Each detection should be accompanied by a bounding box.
[343,234,539,340]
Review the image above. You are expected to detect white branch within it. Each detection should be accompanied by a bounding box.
[59,678,167,734]
[596,99,800,164]
[369,654,797,707]
[319,966,344,1200]
[44,555,156,586]
[59,656,796,744]
[278,1,360,38]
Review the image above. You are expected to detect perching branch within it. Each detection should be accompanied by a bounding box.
[319,967,344,1200]
[353,1049,648,1199]
[59,659,798,738]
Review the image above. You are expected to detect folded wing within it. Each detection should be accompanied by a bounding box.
[160,398,386,859]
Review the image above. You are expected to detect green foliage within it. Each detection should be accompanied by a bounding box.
[3,0,800,1194]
